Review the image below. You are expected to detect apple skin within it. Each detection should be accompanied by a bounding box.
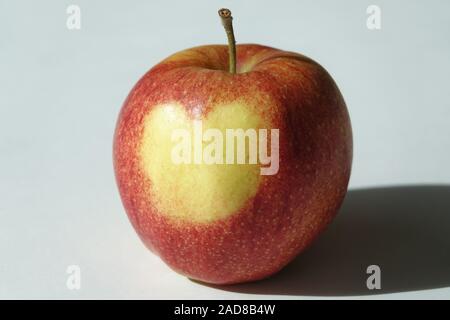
[113,44,352,284]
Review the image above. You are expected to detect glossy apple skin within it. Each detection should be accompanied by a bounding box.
[114,44,352,284]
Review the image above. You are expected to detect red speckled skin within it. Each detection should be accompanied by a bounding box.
[113,44,352,284]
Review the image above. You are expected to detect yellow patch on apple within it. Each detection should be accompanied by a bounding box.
[140,102,270,223]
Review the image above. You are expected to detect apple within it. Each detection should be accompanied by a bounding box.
[113,9,352,284]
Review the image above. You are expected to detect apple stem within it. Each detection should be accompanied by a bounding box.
[218,8,237,74]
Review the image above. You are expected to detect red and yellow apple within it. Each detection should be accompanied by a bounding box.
[113,43,352,284]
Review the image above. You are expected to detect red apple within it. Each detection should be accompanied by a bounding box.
[114,12,352,284]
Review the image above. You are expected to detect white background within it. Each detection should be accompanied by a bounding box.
[1,0,450,299]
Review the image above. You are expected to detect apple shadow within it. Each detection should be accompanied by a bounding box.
[205,185,450,296]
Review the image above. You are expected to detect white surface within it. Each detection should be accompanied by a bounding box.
[1,0,450,299]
